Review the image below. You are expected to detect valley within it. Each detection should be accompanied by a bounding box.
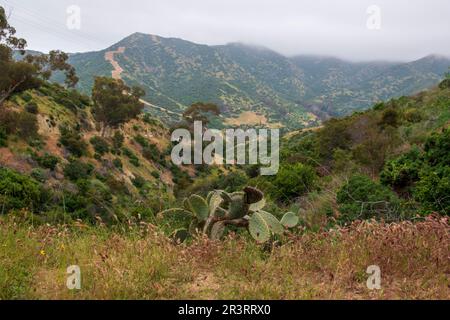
[62,32,450,129]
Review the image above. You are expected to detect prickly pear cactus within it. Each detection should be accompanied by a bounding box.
[158,186,300,243]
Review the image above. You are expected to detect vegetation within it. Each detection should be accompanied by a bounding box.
[0,7,449,300]
[91,77,144,135]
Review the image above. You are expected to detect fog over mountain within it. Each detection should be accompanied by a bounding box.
[2,0,450,61]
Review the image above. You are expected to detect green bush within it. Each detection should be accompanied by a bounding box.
[112,131,124,150]
[380,147,422,189]
[132,175,147,189]
[271,163,316,201]
[142,144,161,163]
[337,175,401,223]
[134,134,149,148]
[30,168,46,183]
[0,168,43,213]
[438,78,450,90]
[90,136,110,155]
[59,125,88,157]
[113,158,123,170]
[423,128,450,167]
[25,102,39,114]
[36,153,59,170]
[123,148,140,167]
[0,126,7,147]
[414,166,450,215]
[63,160,94,181]
[0,110,39,140]
[151,171,160,179]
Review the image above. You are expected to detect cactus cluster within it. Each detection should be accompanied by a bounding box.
[159,187,299,243]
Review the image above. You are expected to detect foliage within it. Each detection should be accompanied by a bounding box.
[0,108,39,139]
[380,147,422,190]
[59,125,88,157]
[271,163,316,201]
[0,167,43,213]
[63,159,94,181]
[414,166,450,215]
[0,126,6,146]
[0,8,78,105]
[35,153,59,170]
[90,136,110,155]
[381,129,450,215]
[91,77,144,133]
[25,102,39,114]
[112,131,124,150]
[122,147,140,167]
[336,175,401,223]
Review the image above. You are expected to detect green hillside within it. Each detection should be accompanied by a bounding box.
[63,33,450,129]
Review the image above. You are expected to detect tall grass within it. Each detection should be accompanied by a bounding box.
[0,215,448,300]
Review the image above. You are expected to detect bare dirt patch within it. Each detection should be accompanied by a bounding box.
[105,47,126,80]
[225,111,268,126]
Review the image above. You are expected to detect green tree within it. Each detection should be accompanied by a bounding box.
[91,77,144,135]
[271,163,316,201]
[0,6,78,105]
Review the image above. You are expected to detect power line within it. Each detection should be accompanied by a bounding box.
[1,0,108,50]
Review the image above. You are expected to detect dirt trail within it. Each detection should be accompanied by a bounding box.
[104,47,182,117]
[105,47,126,80]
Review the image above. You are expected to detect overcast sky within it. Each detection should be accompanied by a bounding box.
[1,0,450,61]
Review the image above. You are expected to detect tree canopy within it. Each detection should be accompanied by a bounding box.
[91,77,145,134]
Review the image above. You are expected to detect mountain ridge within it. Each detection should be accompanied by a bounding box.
[48,32,450,129]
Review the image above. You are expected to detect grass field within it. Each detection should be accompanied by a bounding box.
[1,214,448,300]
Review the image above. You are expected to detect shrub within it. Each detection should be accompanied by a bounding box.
[404,108,423,123]
[0,109,38,139]
[271,163,316,201]
[112,131,124,150]
[142,144,160,162]
[438,78,450,90]
[63,160,94,181]
[25,102,39,114]
[59,125,88,157]
[132,175,147,189]
[90,136,110,155]
[134,134,149,148]
[36,153,59,170]
[217,171,248,192]
[423,128,450,167]
[414,166,450,215]
[337,175,401,223]
[0,126,7,147]
[113,158,123,170]
[151,171,160,179]
[380,147,422,189]
[30,168,46,183]
[123,148,140,167]
[379,108,400,128]
[0,168,43,213]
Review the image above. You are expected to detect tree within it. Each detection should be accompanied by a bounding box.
[0,6,78,105]
[91,77,145,135]
[182,102,220,126]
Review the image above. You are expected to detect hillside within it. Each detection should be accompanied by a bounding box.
[1,79,449,299]
[0,82,183,223]
[59,33,450,129]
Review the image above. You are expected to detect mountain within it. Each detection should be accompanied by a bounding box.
[59,32,450,129]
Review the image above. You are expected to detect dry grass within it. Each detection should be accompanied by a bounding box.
[0,215,448,300]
